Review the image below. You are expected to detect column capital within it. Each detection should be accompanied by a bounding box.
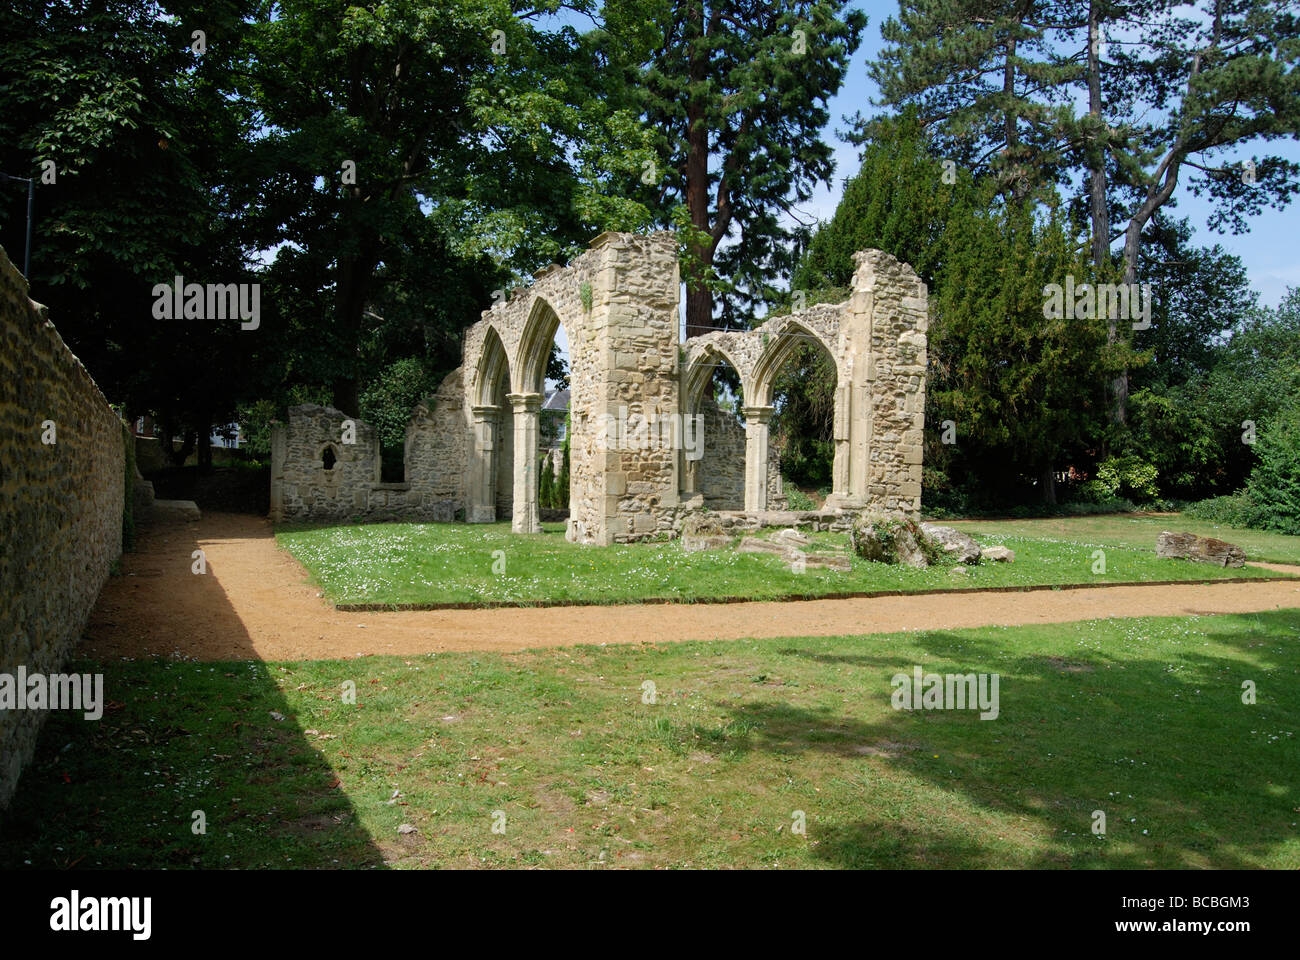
[743,404,775,425]
[506,392,543,412]
[471,404,500,419]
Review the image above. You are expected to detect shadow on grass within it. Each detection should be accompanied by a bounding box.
[731,612,1299,869]
[0,516,385,870]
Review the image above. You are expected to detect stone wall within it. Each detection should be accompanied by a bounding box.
[0,245,125,810]
[683,247,926,516]
[697,396,745,509]
[405,368,469,522]
[271,404,382,521]
[269,231,925,535]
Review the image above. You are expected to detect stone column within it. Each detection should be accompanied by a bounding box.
[743,405,774,513]
[508,392,542,534]
[826,383,852,507]
[468,404,498,522]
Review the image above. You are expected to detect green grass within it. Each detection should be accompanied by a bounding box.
[273,518,1290,608]
[3,610,1296,869]
[952,512,1300,565]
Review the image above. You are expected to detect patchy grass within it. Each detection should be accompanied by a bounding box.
[3,610,1297,869]
[272,520,1287,608]
[952,512,1300,566]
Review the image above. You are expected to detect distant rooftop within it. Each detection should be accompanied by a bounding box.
[542,388,570,411]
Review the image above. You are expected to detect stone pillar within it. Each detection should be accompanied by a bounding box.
[508,392,542,534]
[743,405,774,513]
[826,383,852,507]
[468,404,498,522]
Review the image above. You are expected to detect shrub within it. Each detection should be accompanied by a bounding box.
[1184,491,1257,526]
[1094,455,1160,504]
[783,484,815,511]
[1244,403,1300,534]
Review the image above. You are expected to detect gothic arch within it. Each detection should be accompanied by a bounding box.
[472,323,510,407]
[750,317,840,407]
[514,296,566,396]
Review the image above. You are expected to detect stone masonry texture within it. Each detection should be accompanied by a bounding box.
[0,245,125,810]
[271,231,928,542]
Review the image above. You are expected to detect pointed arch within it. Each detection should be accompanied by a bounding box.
[683,343,747,416]
[514,296,565,395]
[751,318,838,406]
[472,323,510,407]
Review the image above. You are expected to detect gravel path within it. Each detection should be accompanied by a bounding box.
[81,512,1300,662]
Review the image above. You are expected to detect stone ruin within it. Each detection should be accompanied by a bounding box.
[269,230,928,545]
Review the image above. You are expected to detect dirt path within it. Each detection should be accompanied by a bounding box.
[81,512,1300,662]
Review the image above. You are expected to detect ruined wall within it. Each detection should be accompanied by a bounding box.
[849,250,928,515]
[405,368,469,522]
[683,248,926,517]
[271,405,383,522]
[464,231,682,543]
[0,246,125,809]
[268,233,926,534]
[697,397,745,509]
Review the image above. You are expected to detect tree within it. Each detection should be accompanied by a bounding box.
[930,195,1111,505]
[0,0,262,454]
[794,111,967,294]
[868,0,1300,428]
[245,0,657,414]
[603,0,866,336]
[866,0,1079,199]
[1069,0,1299,423]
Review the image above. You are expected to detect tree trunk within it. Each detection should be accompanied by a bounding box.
[1041,465,1057,505]
[197,414,213,472]
[683,0,713,339]
[1088,0,1126,428]
[331,378,360,418]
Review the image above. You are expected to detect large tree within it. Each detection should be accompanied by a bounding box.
[244,0,657,413]
[869,0,1300,429]
[602,0,866,336]
[0,0,262,456]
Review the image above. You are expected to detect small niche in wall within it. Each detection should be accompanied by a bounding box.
[321,446,338,471]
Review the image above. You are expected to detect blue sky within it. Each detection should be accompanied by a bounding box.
[799,2,1300,307]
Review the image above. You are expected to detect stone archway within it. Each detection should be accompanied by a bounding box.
[749,318,844,513]
[271,234,927,536]
[467,324,510,523]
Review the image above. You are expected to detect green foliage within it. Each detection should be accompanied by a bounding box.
[601,0,867,331]
[1243,402,1300,535]
[359,358,437,482]
[928,194,1113,505]
[1084,456,1161,505]
[0,0,262,438]
[539,455,556,511]
[783,485,815,512]
[794,110,964,294]
[1130,287,1300,500]
[771,342,836,488]
[1184,492,1258,527]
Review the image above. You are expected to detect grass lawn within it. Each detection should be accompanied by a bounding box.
[2,609,1296,869]
[954,512,1300,566]
[273,517,1291,608]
